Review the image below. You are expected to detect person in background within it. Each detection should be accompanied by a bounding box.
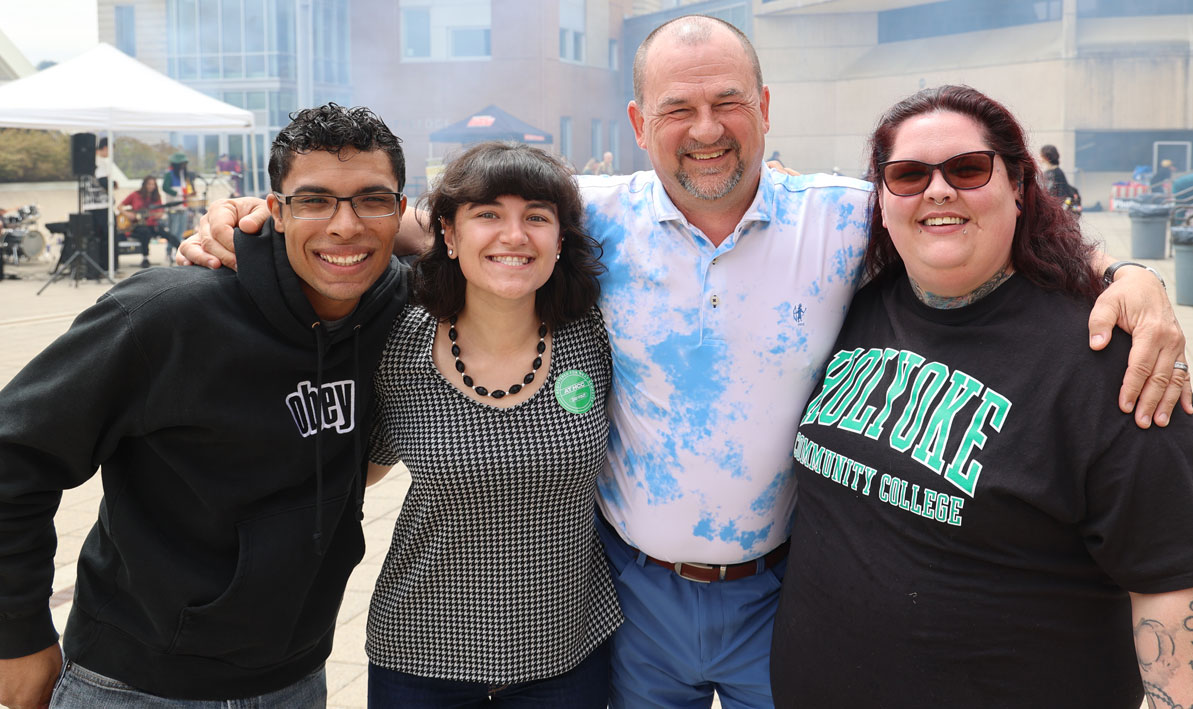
[1152,158,1174,193]
[597,151,614,175]
[217,153,244,196]
[119,175,181,268]
[771,84,1193,709]
[1039,143,1081,216]
[162,152,197,240]
[80,137,114,273]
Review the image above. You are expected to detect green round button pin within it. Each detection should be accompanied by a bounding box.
[554,369,594,414]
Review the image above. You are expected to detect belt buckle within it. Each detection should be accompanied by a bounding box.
[674,561,727,583]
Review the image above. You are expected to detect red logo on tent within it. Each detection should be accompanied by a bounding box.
[467,115,496,127]
[523,134,544,141]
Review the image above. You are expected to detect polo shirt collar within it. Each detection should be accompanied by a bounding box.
[647,163,776,229]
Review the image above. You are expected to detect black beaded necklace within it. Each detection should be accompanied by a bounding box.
[448,315,548,399]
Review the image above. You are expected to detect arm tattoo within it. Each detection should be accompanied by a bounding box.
[908,263,1015,310]
[1137,617,1185,709]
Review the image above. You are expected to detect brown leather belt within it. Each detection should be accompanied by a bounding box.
[597,511,789,583]
[644,540,790,583]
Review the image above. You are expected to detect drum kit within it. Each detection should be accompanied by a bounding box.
[1,204,46,264]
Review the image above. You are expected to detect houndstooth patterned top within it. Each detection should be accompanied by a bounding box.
[366,305,622,684]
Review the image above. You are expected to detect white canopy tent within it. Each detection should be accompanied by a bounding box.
[0,43,256,278]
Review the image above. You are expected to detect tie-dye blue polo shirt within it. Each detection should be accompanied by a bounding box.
[579,166,872,564]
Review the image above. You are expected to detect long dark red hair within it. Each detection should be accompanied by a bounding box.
[863,85,1100,302]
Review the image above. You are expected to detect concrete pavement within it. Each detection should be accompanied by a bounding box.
[0,210,1187,707]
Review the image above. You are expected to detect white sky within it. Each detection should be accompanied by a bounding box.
[1,0,99,67]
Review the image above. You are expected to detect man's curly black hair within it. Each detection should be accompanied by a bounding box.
[268,103,405,193]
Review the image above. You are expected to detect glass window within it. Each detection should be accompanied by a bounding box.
[227,135,244,163]
[244,0,265,52]
[591,118,601,161]
[203,135,220,172]
[560,116,572,162]
[450,27,490,57]
[608,39,617,70]
[400,0,490,61]
[1077,0,1193,16]
[199,0,219,55]
[609,121,619,172]
[277,88,297,121]
[560,0,584,62]
[222,54,243,78]
[115,5,136,56]
[178,57,198,79]
[201,56,220,78]
[221,0,242,53]
[252,132,267,191]
[1075,130,1193,170]
[278,53,295,80]
[177,0,197,54]
[245,54,266,77]
[275,0,295,54]
[706,5,749,32]
[879,0,1067,43]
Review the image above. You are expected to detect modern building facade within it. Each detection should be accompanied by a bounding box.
[350,0,637,197]
[97,0,1193,207]
[98,0,351,190]
[753,0,1193,204]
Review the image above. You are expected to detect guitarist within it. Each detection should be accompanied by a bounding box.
[119,176,181,268]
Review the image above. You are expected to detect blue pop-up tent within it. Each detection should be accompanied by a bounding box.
[429,105,552,145]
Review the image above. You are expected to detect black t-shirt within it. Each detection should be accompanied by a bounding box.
[771,273,1193,708]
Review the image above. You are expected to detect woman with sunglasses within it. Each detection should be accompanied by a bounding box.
[770,85,1193,708]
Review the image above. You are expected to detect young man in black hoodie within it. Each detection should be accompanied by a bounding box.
[0,104,411,708]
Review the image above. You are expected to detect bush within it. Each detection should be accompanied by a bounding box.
[0,129,186,183]
[114,136,185,182]
[0,129,72,181]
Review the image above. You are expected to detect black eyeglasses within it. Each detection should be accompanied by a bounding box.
[878,151,997,197]
[274,192,402,220]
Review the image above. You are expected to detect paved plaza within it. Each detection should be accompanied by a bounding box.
[0,211,1187,707]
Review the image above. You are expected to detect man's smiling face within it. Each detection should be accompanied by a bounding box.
[629,25,770,210]
[268,148,403,320]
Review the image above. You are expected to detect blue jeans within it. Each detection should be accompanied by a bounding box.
[50,661,326,708]
[596,518,786,709]
[167,210,189,242]
[367,640,610,708]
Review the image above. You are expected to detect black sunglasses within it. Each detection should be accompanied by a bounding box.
[879,150,997,197]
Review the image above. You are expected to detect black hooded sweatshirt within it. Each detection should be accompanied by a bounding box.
[0,219,408,698]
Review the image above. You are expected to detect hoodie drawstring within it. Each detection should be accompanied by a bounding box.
[312,322,327,555]
[309,322,367,555]
[351,324,365,522]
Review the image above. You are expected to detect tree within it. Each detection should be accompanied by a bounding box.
[0,130,184,183]
[114,136,184,182]
[0,129,72,182]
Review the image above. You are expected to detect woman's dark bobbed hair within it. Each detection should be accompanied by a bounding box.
[414,141,604,328]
